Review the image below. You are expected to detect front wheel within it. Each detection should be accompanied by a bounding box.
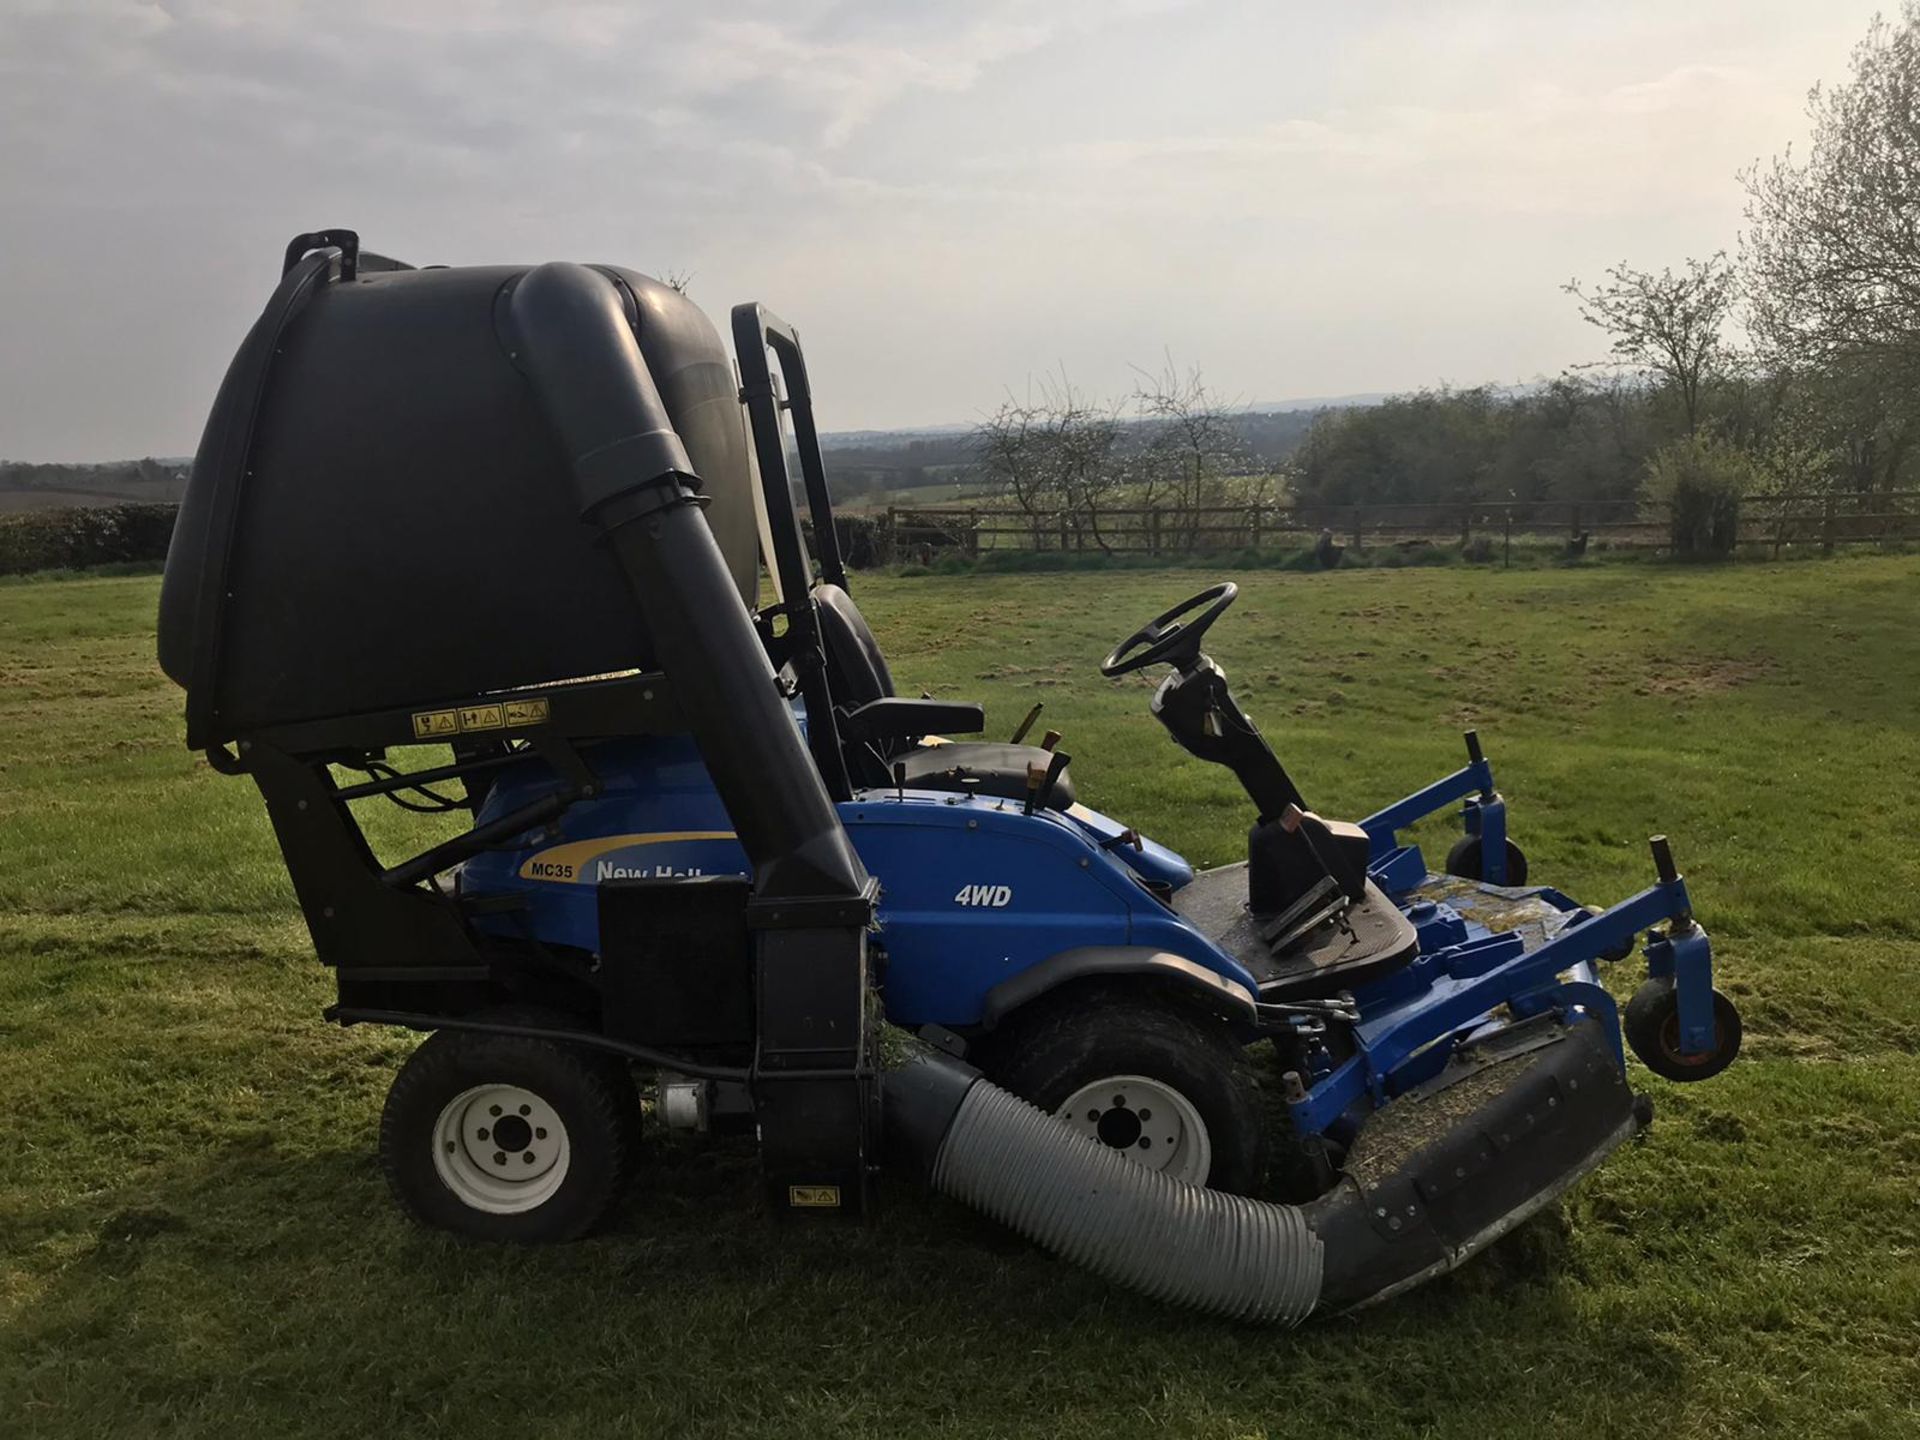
[978,991,1270,1194]
[379,1024,638,1242]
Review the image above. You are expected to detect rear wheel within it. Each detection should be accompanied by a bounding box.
[979,991,1270,1195]
[1444,834,1529,886]
[379,1018,638,1242]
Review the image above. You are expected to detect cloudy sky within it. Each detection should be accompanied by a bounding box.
[0,0,1883,460]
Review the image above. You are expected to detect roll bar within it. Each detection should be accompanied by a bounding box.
[731,305,848,593]
[731,303,856,800]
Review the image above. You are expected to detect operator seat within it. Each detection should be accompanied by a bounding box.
[813,583,1077,809]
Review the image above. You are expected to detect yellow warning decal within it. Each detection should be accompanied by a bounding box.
[788,1185,841,1208]
[411,698,550,739]
[504,698,551,728]
[459,703,505,733]
[411,709,460,739]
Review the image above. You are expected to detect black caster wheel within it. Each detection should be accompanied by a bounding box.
[1444,834,1529,886]
[1597,933,1639,964]
[1624,976,1742,1082]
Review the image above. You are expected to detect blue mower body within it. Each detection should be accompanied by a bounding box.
[460,726,1725,1151]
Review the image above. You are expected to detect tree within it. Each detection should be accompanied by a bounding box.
[1564,255,1738,435]
[1642,434,1757,558]
[1131,359,1253,550]
[1741,5,1920,500]
[974,398,1053,547]
[972,375,1122,551]
[1743,6,1920,377]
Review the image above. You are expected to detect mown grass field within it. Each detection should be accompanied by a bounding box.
[2,557,1917,1438]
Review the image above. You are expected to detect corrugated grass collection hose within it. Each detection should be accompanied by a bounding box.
[884,1052,1326,1325]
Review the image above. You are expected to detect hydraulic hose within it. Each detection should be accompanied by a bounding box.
[886,1053,1324,1325]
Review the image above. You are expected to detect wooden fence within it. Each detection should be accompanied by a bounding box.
[876,491,1920,562]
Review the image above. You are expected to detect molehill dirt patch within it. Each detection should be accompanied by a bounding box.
[1635,654,1776,698]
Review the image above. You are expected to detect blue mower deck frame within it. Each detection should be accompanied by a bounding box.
[156,233,1743,1322]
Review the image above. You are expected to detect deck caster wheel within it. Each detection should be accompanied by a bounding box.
[1624,976,1742,1082]
[379,1021,638,1242]
[978,992,1270,1194]
[1444,835,1529,885]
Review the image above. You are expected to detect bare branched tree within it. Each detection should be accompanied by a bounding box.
[1564,255,1738,435]
[1132,358,1251,550]
[972,374,1121,551]
[974,397,1051,547]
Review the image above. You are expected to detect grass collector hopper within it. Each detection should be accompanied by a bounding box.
[156,231,1744,1322]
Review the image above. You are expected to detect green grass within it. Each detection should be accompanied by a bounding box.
[3,560,1918,1438]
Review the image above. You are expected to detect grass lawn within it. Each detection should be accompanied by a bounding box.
[2,557,1917,1438]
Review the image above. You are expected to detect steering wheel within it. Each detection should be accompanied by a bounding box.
[1100,582,1239,677]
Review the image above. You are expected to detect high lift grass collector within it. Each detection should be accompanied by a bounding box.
[155,232,1743,1322]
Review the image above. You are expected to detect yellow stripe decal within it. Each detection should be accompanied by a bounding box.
[516,830,738,882]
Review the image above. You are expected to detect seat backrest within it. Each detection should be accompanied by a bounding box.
[814,583,895,707]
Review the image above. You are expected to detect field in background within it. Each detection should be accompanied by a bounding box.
[2,559,1917,1438]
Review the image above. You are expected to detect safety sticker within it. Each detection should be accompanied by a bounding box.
[412,699,546,739]
[410,709,460,739]
[788,1185,842,1208]
[504,698,551,727]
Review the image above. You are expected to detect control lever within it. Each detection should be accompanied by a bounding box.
[1009,703,1043,745]
[1024,751,1071,815]
[1040,729,1062,751]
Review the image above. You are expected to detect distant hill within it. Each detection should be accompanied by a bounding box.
[0,458,191,513]
[817,400,1354,506]
[6,387,1390,514]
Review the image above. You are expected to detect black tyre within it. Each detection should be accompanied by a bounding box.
[1623,976,1742,1082]
[1444,834,1529,886]
[379,1018,639,1242]
[979,989,1271,1195]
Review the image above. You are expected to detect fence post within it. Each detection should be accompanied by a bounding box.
[1149,507,1163,555]
[967,509,979,558]
[1350,504,1363,550]
[1822,493,1836,555]
[1569,502,1581,539]
[1250,502,1262,551]
[884,506,897,566]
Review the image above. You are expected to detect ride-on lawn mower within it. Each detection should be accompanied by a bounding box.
[157,233,1743,1323]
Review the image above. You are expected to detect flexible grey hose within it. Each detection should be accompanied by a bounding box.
[929,1077,1324,1325]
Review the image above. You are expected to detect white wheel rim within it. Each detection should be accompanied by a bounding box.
[432,1084,571,1214]
[1054,1073,1212,1185]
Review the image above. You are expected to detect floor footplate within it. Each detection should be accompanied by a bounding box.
[1176,867,1419,1000]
